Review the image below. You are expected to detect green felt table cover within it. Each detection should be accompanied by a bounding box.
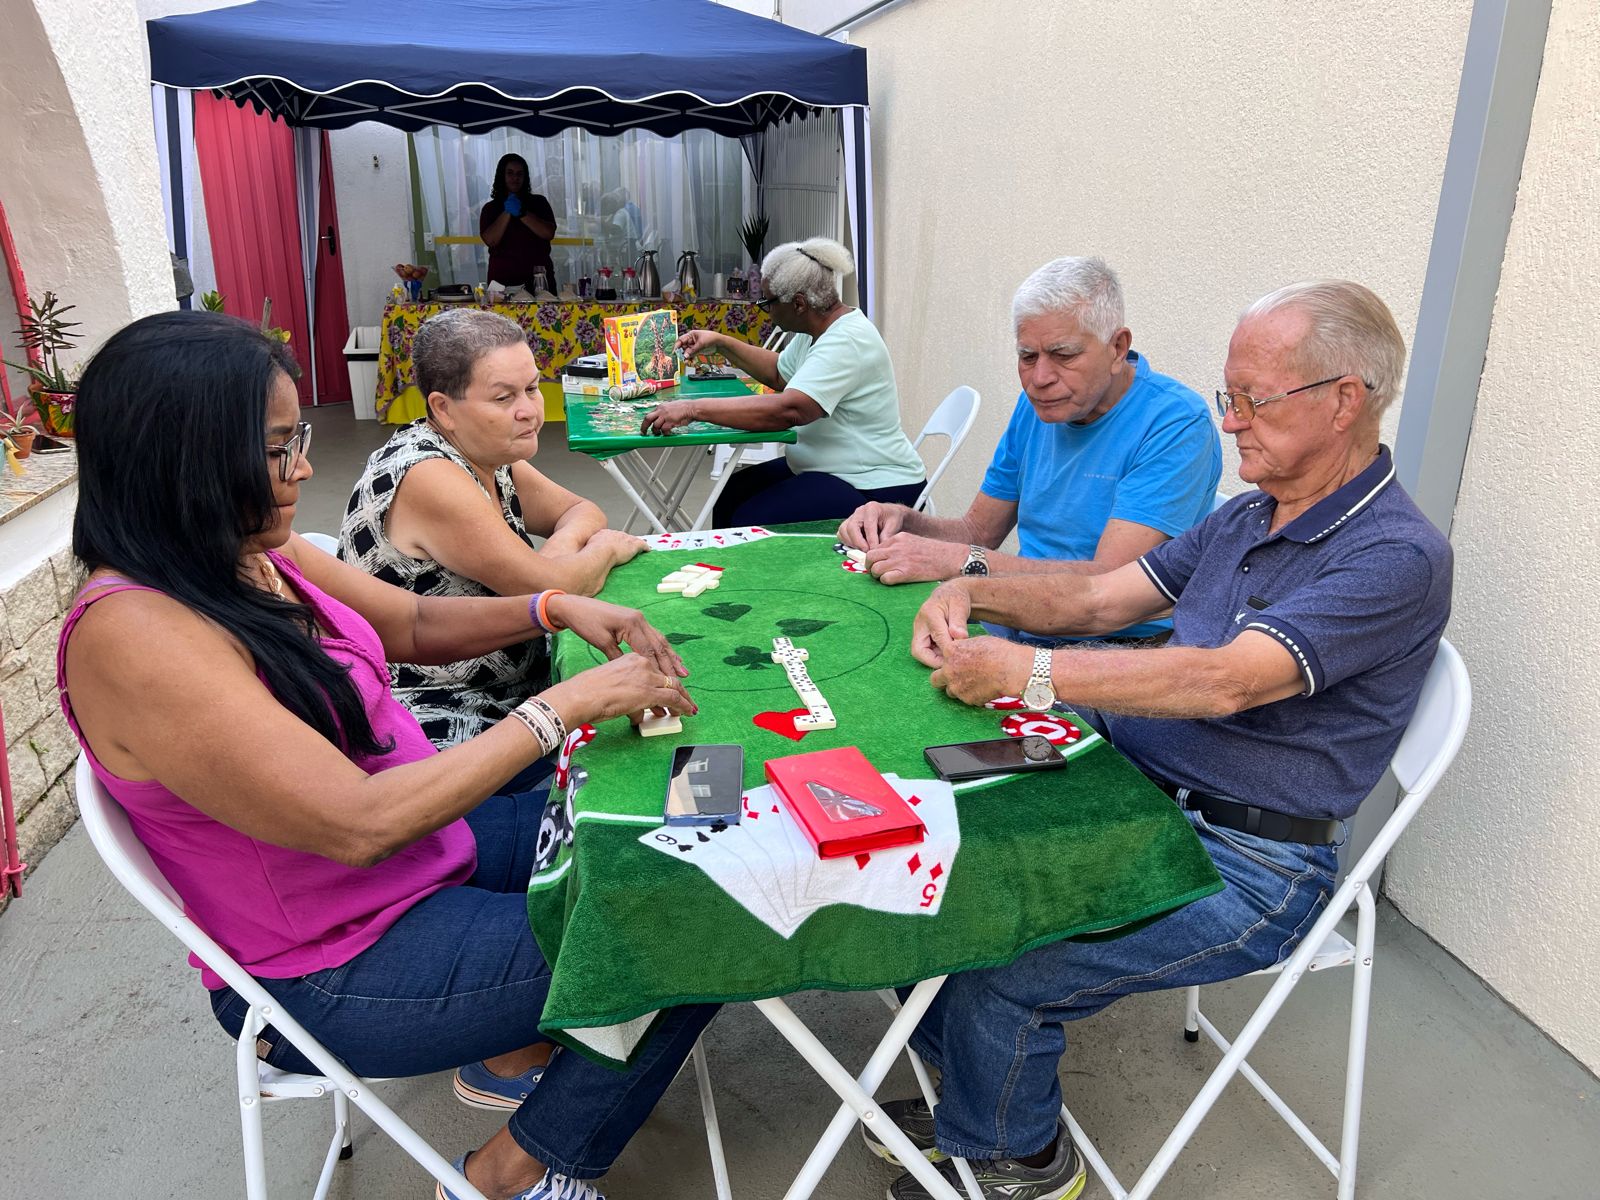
[563,376,800,458]
[527,532,1222,1061]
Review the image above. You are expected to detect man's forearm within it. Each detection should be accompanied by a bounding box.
[961,574,1105,634]
[985,552,1110,577]
[899,509,990,544]
[1049,645,1250,719]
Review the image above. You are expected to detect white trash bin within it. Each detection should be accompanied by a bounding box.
[343,326,381,419]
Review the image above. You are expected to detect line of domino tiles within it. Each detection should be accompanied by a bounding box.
[770,637,836,730]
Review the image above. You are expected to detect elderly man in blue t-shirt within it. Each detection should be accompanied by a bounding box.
[868,280,1454,1200]
[837,256,1221,641]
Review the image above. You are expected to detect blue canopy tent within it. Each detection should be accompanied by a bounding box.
[147,0,876,397]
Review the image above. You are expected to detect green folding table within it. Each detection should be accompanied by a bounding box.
[527,527,1224,1200]
[563,377,798,535]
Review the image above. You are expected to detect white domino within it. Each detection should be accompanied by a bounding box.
[638,707,683,737]
[846,547,867,566]
[656,578,689,593]
[659,564,725,596]
[771,637,837,730]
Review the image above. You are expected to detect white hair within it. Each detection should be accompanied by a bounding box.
[761,237,853,309]
[1240,280,1407,418]
[1011,256,1125,342]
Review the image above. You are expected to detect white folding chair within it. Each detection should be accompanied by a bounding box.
[73,757,489,1200]
[1058,637,1472,1199]
[300,531,339,554]
[74,756,734,1200]
[1212,488,1231,514]
[910,387,982,514]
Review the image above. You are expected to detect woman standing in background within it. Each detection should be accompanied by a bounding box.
[481,153,558,290]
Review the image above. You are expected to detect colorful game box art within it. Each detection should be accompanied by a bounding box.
[604,308,683,387]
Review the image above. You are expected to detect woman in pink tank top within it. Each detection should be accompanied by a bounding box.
[59,312,704,1200]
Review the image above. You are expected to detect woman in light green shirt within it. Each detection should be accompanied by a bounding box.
[642,237,925,526]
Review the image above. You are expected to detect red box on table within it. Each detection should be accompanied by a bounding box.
[763,747,925,859]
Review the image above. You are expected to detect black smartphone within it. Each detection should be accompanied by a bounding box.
[923,736,1068,782]
[663,744,745,826]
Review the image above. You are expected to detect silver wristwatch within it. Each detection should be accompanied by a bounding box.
[1021,647,1056,711]
[961,544,990,577]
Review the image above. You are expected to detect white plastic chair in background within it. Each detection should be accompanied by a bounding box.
[301,531,339,554]
[910,386,982,514]
[73,757,734,1200]
[1058,637,1471,1200]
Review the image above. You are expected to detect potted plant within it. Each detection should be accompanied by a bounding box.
[3,291,81,437]
[0,408,36,460]
[738,214,770,298]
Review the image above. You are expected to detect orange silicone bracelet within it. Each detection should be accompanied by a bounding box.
[537,588,567,633]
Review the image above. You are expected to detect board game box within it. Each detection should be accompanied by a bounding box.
[604,308,683,387]
[765,746,926,859]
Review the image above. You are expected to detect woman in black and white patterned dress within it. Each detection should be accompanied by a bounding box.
[341,309,646,748]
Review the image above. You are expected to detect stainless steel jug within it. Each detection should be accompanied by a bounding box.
[675,250,701,299]
[635,250,661,298]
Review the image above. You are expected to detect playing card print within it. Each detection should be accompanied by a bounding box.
[640,775,960,937]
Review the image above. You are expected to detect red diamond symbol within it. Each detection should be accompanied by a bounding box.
[855,853,873,870]
[907,793,923,806]
[907,853,922,875]
[930,863,944,881]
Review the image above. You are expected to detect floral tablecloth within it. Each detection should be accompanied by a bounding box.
[375,300,773,423]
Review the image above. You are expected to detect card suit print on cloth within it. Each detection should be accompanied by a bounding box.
[776,618,834,638]
[665,632,703,645]
[752,708,813,741]
[725,645,776,671]
[704,602,752,622]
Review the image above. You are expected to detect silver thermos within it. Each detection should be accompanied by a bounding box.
[676,250,702,298]
[635,250,661,298]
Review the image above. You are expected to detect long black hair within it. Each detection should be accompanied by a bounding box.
[72,311,391,758]
[490,152,530,204]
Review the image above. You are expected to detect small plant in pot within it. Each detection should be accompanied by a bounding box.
[3,291,82,437]
[738,213,770,299]
[0,406,37,463]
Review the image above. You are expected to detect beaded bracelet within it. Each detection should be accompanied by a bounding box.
[508,700,562,756]
[523,695,568,746]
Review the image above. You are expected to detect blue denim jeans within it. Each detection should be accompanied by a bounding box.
[908,810,1339,1161]
[210,785,717,1177]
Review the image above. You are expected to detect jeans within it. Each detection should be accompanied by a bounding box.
[211,785,718,1177]
[712,457,925,528]
[908,810,1339,1161]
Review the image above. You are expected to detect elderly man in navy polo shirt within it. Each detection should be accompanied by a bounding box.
[868,280,1453,1200]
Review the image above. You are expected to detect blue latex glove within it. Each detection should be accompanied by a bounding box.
[503,193,523,218]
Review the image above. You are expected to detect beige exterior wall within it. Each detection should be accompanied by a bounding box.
[1385,0,1600,1074]
[850,0,1471,506]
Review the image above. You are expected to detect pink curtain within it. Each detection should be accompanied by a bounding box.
[313,133,352,405]
[194,94,315,404]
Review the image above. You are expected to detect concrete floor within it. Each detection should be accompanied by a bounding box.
[3,403,1596,1199]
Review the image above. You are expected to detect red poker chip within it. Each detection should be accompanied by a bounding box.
[839,558,866,573]
[999,713,1081,746]
[985,695,1027,710]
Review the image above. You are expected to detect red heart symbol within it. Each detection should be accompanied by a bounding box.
[752,708,811,741]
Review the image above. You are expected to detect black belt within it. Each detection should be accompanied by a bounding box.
[1155,781,1340,845]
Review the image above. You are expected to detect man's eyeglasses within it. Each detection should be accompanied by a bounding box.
[266,421,312,482]
[754,295,779,310]
[1213,375,1358,423]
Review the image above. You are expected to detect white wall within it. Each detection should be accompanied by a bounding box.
[329,124,414,332]
[847,0,1471,511]
[1,0,175,362]
[1385,0,1600,1075]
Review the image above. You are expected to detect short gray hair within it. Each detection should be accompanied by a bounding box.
[413,308,527,400]
[1240,280,1406,418]
[761,237,853,309]
[1011,256,1125,342]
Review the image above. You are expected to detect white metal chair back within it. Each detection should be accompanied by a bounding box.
[1056,637,1471,1200]
[761,326,794,353]
[72,756,489,1200]
[911,386,982,513]
[301,531,339,554]
[1211,488,1231,514]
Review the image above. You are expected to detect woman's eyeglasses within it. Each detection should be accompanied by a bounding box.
[266,421,313,482]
